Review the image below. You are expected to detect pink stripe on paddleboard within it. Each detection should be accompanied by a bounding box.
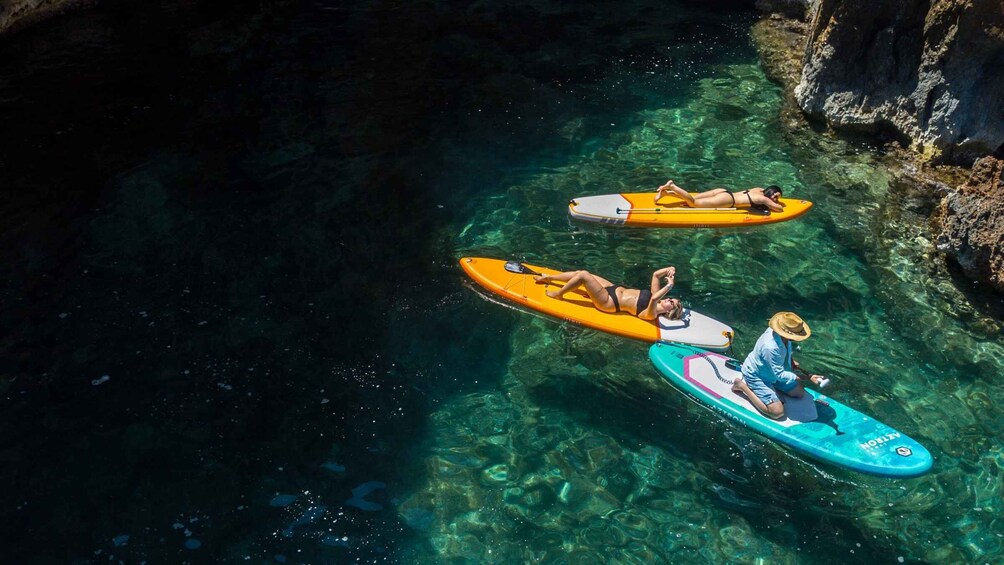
[682,352,727,399]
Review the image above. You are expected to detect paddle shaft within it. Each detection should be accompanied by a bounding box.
[618,207,739,214]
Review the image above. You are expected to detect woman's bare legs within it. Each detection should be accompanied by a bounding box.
[534,270,614,286]
[695,188,729,197]
[659,184,782,210]
[535,270,616,311]
[656,180,695,205]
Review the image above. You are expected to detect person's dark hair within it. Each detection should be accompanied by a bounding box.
[764,185,782,199]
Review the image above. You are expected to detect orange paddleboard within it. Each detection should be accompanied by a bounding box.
[460,257,733,351]
[568,192,812,228]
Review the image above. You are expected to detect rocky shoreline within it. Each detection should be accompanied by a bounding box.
[752,0,1004,294]
[935,157,1004,291]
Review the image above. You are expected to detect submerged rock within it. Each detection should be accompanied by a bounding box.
[887,162,958,217]
[935,156,1004,291]
[794,0,1004,164]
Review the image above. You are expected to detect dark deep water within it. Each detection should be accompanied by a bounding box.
[2,1,1003,563]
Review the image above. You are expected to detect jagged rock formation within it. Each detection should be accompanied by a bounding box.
[755,0,817,20]
[795,0,1004,164]
[935,157,1004,291]
[0,0,89,35]
[752,14,809,90]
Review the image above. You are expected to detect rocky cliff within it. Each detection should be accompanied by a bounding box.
[795,0,1004,164]
[935,157,1004,291]
[754,0,1004,294]
[0,0,91,35]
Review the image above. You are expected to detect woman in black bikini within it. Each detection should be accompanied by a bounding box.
[655,180,784,212]
[533,266,684,321]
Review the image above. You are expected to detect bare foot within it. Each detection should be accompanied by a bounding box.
[546,290,562,299]
[534,275,552,284]
[655,180,673,202]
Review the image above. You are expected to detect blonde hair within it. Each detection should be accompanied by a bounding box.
[665,301,684,320]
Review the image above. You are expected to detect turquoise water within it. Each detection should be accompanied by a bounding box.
[434,22,1004,565]
[0,1,1002,563]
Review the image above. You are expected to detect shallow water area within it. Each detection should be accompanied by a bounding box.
[1,0,1002,563]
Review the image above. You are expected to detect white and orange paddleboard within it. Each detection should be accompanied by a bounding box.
[568,192,812,228]
[460,257,733,352]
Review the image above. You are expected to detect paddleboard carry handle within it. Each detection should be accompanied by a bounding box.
[503,261,542,276]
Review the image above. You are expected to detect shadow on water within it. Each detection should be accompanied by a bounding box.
[0,0,767,561]
[521,366,914,562]
[946,260,1004,323]
[7,0,979,562]
[0,1,497,561]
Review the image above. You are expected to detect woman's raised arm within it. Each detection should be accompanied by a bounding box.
[650,266,675,294]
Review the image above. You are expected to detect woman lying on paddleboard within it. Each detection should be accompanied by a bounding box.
[534,266,684,320]
[655,180,784,212]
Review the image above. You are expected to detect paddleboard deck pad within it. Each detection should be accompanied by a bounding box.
[460,257,733,351]
[649,342,932,477]
[568,192,813,228]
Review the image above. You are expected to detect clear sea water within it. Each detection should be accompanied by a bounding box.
[1,1,1002,563]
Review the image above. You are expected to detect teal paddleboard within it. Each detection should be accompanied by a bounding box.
[649,343,933,478]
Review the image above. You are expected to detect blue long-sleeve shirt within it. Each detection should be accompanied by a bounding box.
[741,328,798,388]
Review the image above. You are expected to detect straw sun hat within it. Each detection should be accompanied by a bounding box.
[769,311,811,341]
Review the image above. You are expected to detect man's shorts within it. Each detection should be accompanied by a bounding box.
[745,374,797,406]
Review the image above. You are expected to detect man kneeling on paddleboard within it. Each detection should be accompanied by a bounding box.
[732,312,827,420]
